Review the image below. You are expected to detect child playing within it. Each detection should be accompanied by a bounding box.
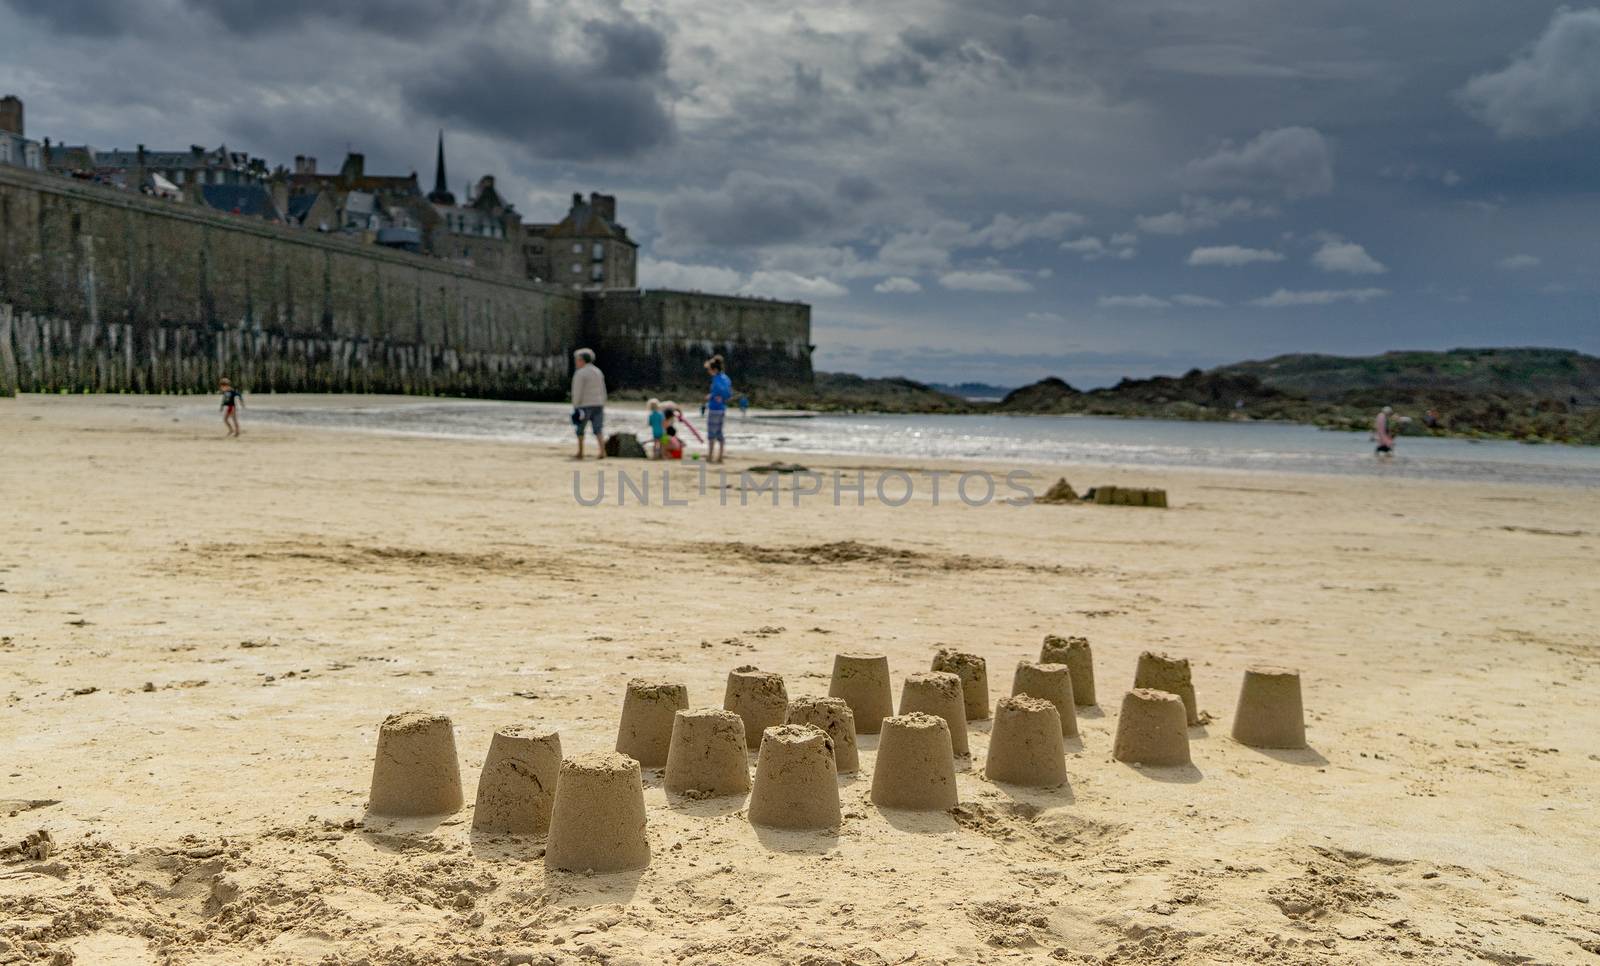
[219,378,244,437]
[647,398,665,459]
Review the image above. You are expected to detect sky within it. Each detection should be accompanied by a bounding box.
[3,0,1598,387]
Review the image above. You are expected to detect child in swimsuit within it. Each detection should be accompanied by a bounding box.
[647,398,665,459]
[219,378,244,437]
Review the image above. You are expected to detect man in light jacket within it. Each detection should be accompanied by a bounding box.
[571,348,607,460]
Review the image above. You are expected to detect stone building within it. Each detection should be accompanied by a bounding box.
[46,142,269,190]
[523,192,637,290]
[0,96,45,171]
[424,133,525,276]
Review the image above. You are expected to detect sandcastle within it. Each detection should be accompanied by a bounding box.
[1112,689,1191,766]
[897,671,970,756]
[870,712,959,810]
[1093,486,1168,507]
[828,653,894,734]
[1040,634,1097,706]
[367,711,464,817]
[1134,651,1200,725]
[664,708,751,797]
[616,680,689,767]
[747,724,842,830]
[1231,666,1307,749]
[1011,661,1079,738]
[723,666,789,749]
[984,696,1067,787]
[544,752,650,873]
[785,696,859,773]
[472,725,561,834]
[931,649,990,721]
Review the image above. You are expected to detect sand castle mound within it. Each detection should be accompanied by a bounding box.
[1231,666,1307,749]
[1134,651,1200,725]
[786,696,859,773]
[544,752,650,873]
[931,649,990,721]
[1040,635,1097,706]
[472,725,561,835]
[665,708,751,798]
[870,712,959,811]
[367,711,464,817]
[1113,689,1191,766]
[616,680,690,767]
[985,696,1067,787]
[898,671,970,756]
[748,724,841,830]
[829,653,894,734]
[1011,661,1079,738]
[723,666,789,749]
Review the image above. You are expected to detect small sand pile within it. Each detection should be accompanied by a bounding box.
[616,680,689,767]
[871,712,959,811]
[898,671,970,756]
[829,653,894,734]
[785,696,859,773]
[367,711,464,817]
[1040,634,1097,707]
[723,666,789,749]
[472,725,561,835]
[545,752,650,873]
[748,724,841,830]
[985,696,1067,787]
[1134,651,1200,725]
[1,829,54,862]
[1231,666,1307,749]
[1033,478,1078,504]
[1092,486,1169,507]
[931,648,990,721]
[664,708,751,798]
[1011,661,1079,738]
[1112,689,1191,766]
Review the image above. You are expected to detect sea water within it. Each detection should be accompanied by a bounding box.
[221,397,1600,487]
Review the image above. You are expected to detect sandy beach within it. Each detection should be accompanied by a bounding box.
[1,393,1597,965]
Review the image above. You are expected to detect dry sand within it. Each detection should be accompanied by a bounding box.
[1,393,1599,964]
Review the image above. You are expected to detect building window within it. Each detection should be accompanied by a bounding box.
[592,264,604,281]
[571,263,581,274]
[572,243,582,254]
[592,242,604,260]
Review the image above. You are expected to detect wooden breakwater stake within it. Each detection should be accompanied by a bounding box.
[870,713,959,811]
[1112,689,1191,766]
[1041,634,1097,707]
[829,653,894,734]
[897,671,969,756]
[984,696,1067,787]
[1231,666,1307,749]
[1134,651,1200,726]
[616,680,689,767]
[664,708,751,798]
[472,725,561,834]
[723,666,789,750]
[367,711,464,817]
[931,648,990,722]
[1011,661,1079,738]
[544,752,650,873]
[748,725,841,830]
[785,696,859,773]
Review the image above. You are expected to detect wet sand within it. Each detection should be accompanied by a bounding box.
[1,394,1597,964]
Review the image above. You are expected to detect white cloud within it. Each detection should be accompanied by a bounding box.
[1312,240,1387,275]
[1060,236,1106,255]
[745,270,848,300]
[874,276,923,293]
[1061,236,1136,261]
[1134,195,1280,236]
[971,211,1088,249]
[1187,245,1285,267]
[1172,294,1225,307]
[1098,294,1171,309]
[640,257,745,292]
[1183,127,1335,198]
[939,271,1034,293]
[1025,311,1068,323]
[1460,8,1600,138]
[1249,288,1389,307]
[1110,232,1139,246]
[1497,253,1541,270]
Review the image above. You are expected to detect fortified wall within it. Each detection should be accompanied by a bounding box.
[0,165,813,398]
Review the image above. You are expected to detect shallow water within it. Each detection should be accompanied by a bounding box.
[225,398,1600,487]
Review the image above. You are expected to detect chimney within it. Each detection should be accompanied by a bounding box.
[572,192,583,210]
[589,192,617,223]
[0,95,22,137]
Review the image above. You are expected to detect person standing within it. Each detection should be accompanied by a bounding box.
[1373,405,1396,457]
[571,348,606,460]
[704,355,732,464]
[219,377,244,438]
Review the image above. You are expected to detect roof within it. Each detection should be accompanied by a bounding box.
[199,184,278,219]
[286,193,320,221]
[543,199,632,243]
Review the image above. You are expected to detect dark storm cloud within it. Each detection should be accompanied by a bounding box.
[2,0,136,36]
[184,0,514,37]
[401,27,674,162]
[584,17,669,79]
[657,171,846,249]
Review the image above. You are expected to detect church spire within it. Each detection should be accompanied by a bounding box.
[428,130,455,205]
